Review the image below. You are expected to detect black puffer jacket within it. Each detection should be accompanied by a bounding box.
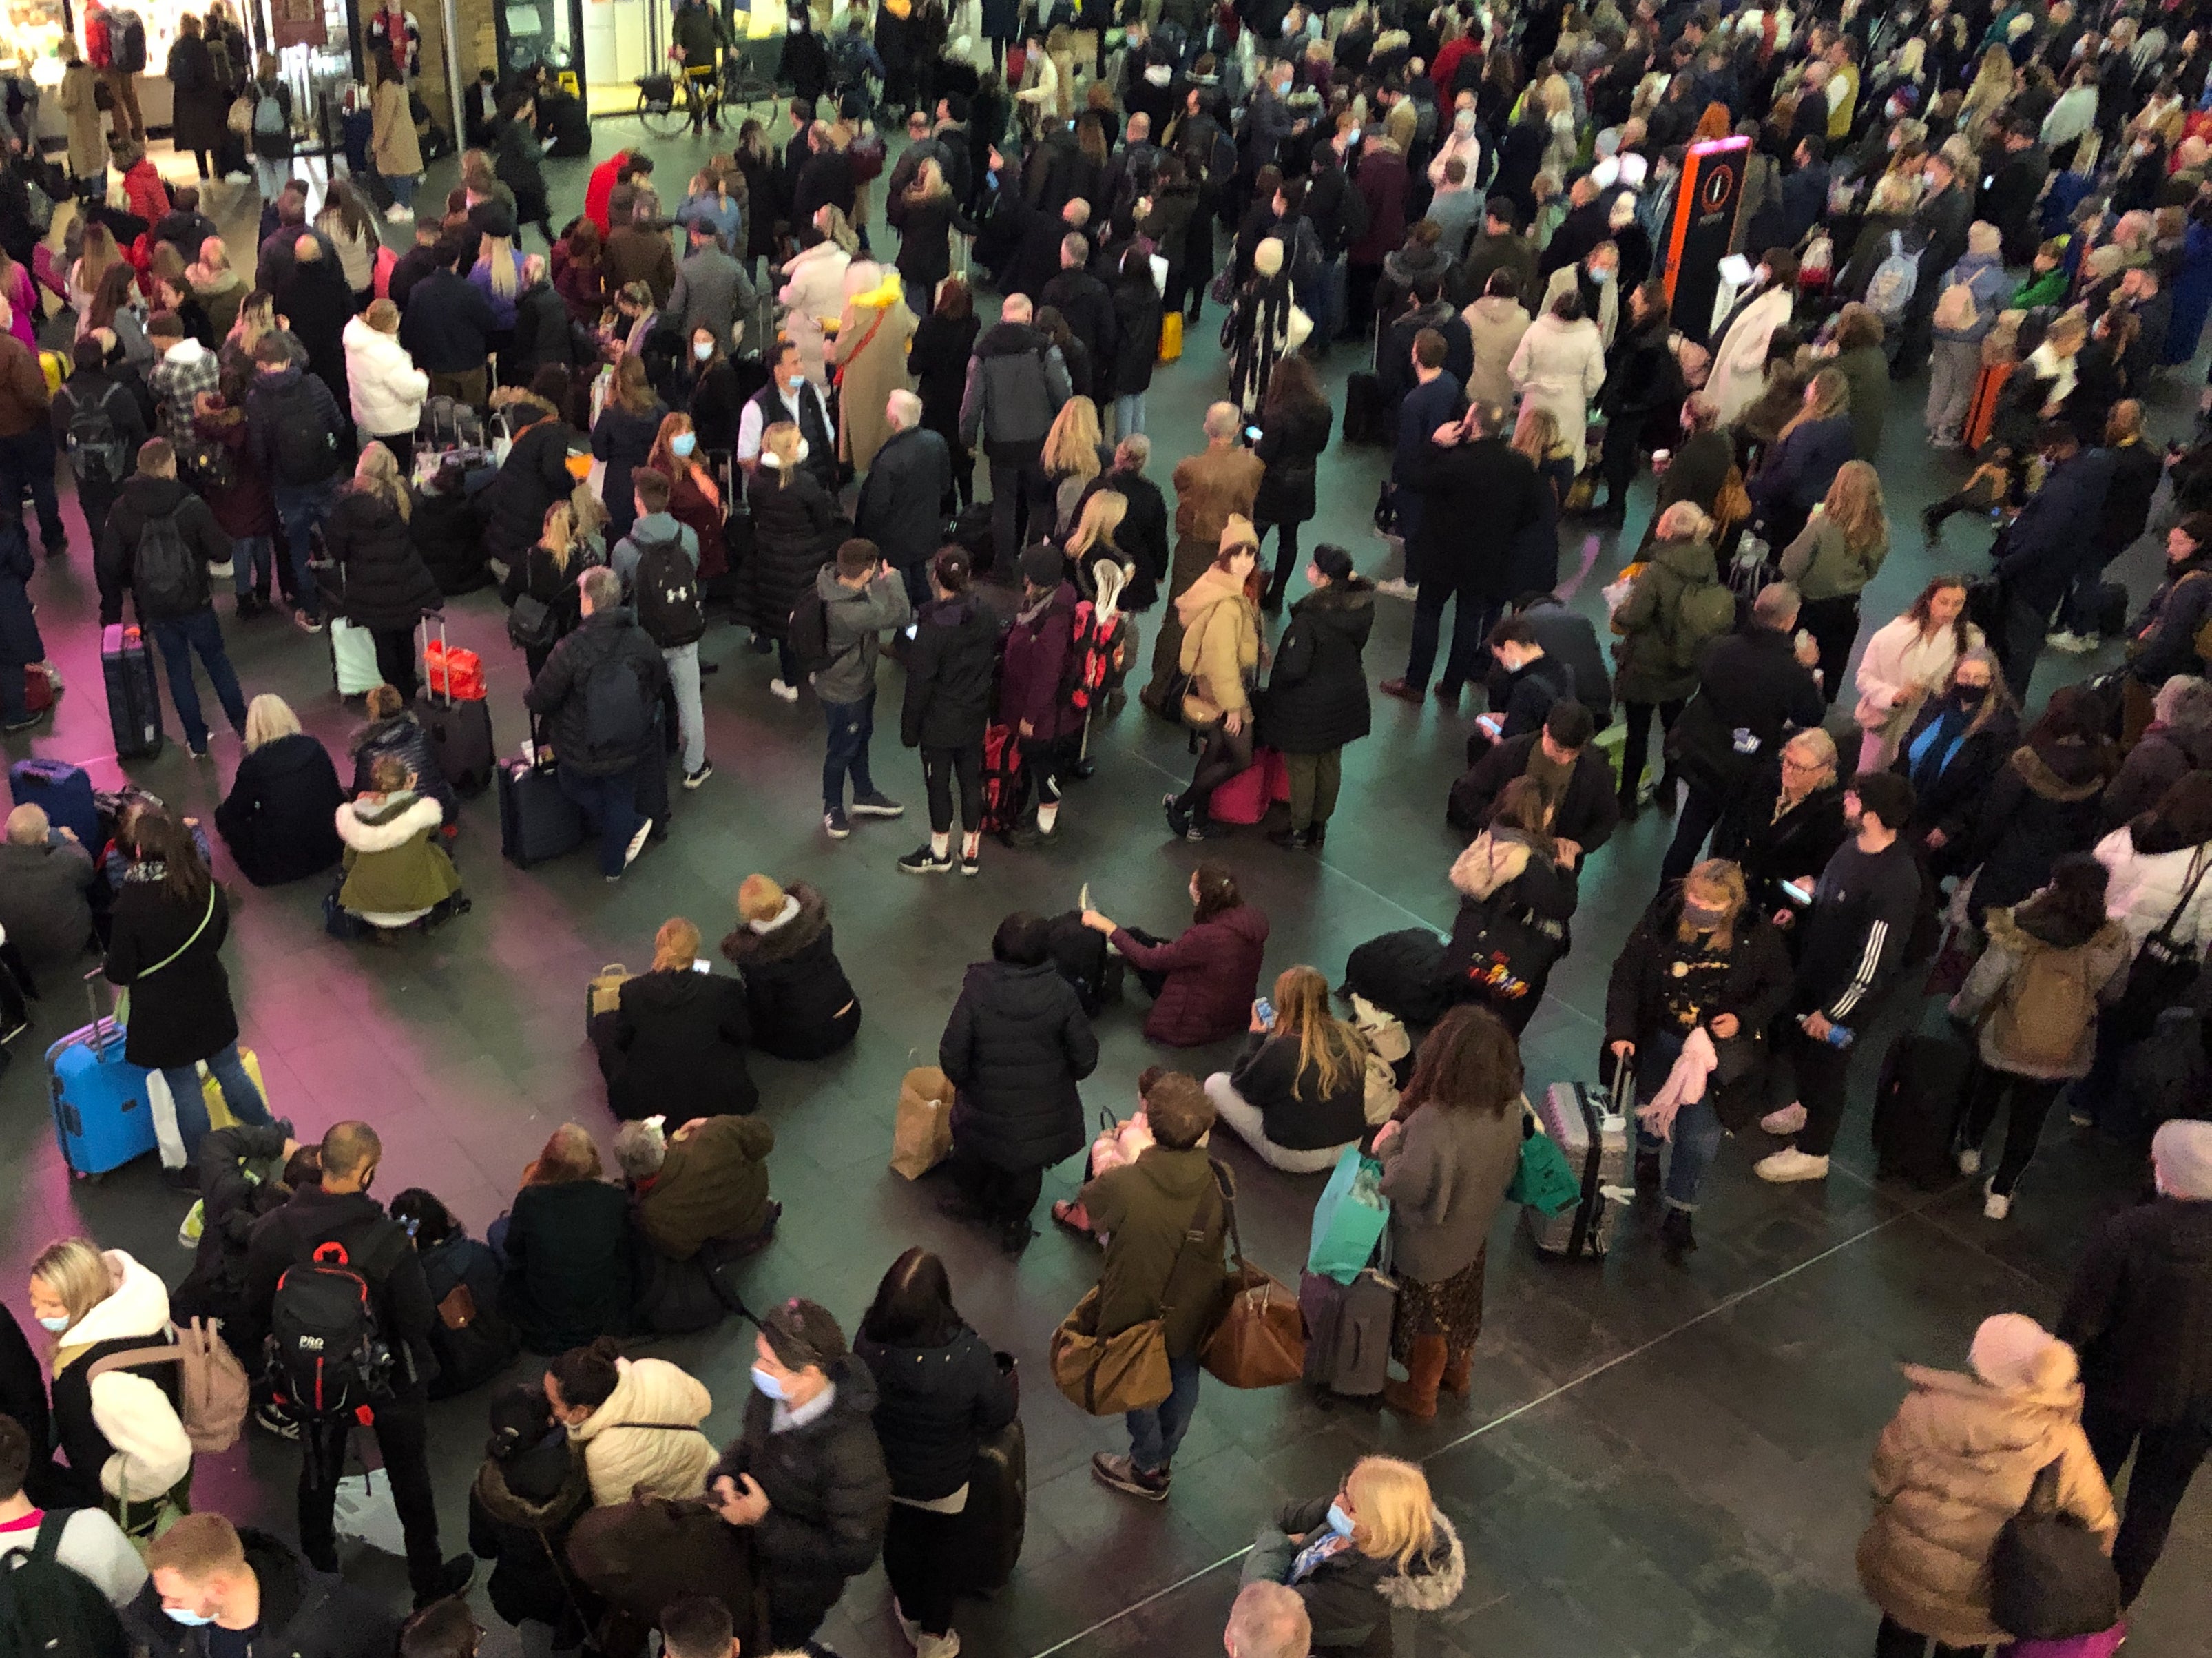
[941,958,1100,1172]
[523,607,670,778]
[322,487,444,630]
[124,1530,400,1658]
[603,966,758,1120]
[2058,1195,2212,1425]
[740,464,845,639]
[709,1354,892,1638]
[1894,693,2023,867]
[105,873,238,1071]
[1965,739,2116,922]
[854,1324,1017,1502]
[410,484,487,595]
[214,732,346,887]
[901,592,1003,748]
[1262,579,1374,753]
[485,411,579,564]
[1710,762,1848,914]
[468,1431,596,1634]
[719,882,861,1060]
[1251,399,1333,527]
[351,712,458,825]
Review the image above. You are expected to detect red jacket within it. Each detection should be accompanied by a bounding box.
[121,159,169,228]
[1431,37,1479,98]
[1111,904,1271,1047]
[85,10,114,68]
[583,152,632,236]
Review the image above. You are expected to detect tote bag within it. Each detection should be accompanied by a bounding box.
[1202,1174,1305,1389]
[1306,1146,1390,1285]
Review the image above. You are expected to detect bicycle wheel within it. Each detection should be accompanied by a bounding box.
[636,85,688,140]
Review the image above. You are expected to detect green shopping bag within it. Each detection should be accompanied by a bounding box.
[1306,1145,1390,1285]
[1507,1131,1581,1216]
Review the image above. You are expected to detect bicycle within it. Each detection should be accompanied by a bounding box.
[632,53,776,138]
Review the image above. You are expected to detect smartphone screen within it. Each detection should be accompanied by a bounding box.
[1780,881,1811,906]
[1254,997,1275,1028]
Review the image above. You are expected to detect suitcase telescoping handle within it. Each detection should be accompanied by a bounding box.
[81,966,116,1058]
[419,610,453,709]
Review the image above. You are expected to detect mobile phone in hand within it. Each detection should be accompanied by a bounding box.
[1254,996,1275,1029]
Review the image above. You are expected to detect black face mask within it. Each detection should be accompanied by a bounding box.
[1953,685,1987,707]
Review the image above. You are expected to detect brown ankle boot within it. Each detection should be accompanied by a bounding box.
[1383,1335,1448,1420]
[1439,1351,1472,1394]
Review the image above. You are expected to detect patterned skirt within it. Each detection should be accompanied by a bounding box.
[1390,1243,1488,1363]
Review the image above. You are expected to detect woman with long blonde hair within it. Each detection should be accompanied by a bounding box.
[1204,965,1373,1173]
[501,498,587,678]
[1063,486,1127,594]
[323,439,441,699]
[1779,458,1890,701]
[1043,395,1105,531]
[1246,1455,1463,1637]
[1750,366,1855,551]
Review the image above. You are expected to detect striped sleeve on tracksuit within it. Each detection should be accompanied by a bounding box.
[1795,840,1923,1026]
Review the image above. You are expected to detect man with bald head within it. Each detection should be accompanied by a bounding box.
[244,1121,472,1607]
[1225,1582,1311,1658]
[1142,402,1263,712]
[858,388,953,607]
[960,290,1072,572]
[0,802,95,982]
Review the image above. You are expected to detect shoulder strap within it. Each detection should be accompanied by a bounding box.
[2153,847,2212,943]
[1155,1163,1227,1318]
[30,1508,76,1565]
[84,1340,179,1382]
[140,884,216,978]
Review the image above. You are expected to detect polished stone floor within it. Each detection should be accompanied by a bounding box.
[1,116,2206,1658]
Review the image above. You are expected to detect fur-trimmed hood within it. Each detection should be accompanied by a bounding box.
[334,792,444,852]
[720,880,830,967]
[1376,1507,1468,1612]
[2010,738,2112,803]
[1450,828,1536,900]
[472,1434,592,1531]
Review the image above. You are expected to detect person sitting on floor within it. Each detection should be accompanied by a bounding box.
[214,694,346,887]
[388,1188,517,1401]
[1080,864,1271,1047]
[0,804,97,985]
[1446,698,1619,863]
[169,1130,312,1359]
[333,756,466,942]
[1205,965,1373,1173]
[350,683,459,826]
[718,873,862,1059]
[500,1126,635,1356]
[591,918,759,1121]
[614,1115,779,1263]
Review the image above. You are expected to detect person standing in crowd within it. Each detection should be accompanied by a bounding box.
[0,803,96,981]
[611,467,711,790]
[1922,222,2012,450]
[1779,461,1890,704]
[1260,544,1373,851]
[1249,355,1332,614]
[813,539,912,840]
[1142,404,1263,712]
[940,911,1099,1254]
[959,291,1071,570]
[899,546,997,877]
[1225,1583,1311,1658]
[1747,369,1855,555]
[1159,524,1264,841]
[1609,502,1729,820]
[1989,419,2113,703]
[141,1512,402,1658]
[1244,1456,1465,1650]
[1854,576,1983,773]
[323,443,442,704]
[542,1337,714,1507]
[243,1121,472,1606]
[53,336,147,559]
[857,391,952,611]
[855,1249,1019,1658]
[1756,772,1921,1186]
[995,545,1084,850]
[343,300,428,469]
[0,1411,145,1602]
[2104,676,2212,833]
[1891,648,2020,889]
[245,334,347,632]
[707,1298,891,1652]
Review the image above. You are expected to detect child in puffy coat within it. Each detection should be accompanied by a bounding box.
[333,755,463,939]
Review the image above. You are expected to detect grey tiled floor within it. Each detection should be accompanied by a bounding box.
[3,121,2207,1658]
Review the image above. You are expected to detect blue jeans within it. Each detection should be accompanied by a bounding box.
[1125,1353,1201,1475]
[822,689,877,811]
[230,533,275,597]
[1113,393,1147,437]
[556,761,641,878]
[273,479,337,621]
[160,1042,273,1160]
[147,610,249,752]
[383,170,417,209]
[1631,1029,1726,1211]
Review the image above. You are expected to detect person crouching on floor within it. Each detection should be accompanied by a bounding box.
[333,756,465,943]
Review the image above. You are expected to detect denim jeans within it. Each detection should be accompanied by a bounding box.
[1125,1352,1202,1475]
[822,689,877,811]
[229,533,275,597]
[1631,1030,1725,1210]
[556,761,640,878]
[273,479,338,621]
[663,643,705,774]
[1113,393,1147,437]
[0,426,64,548]
[253,155,291,200]
[383,170,417,209]
[147,610,249,752]
[160,1042,272,1160]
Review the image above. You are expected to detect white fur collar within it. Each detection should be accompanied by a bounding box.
[335,794,444,852]
[748,895,801,933]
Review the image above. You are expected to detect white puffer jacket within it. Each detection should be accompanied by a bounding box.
[570,1356,717,1507]
[51,1250,194,1503]
[343,314,430,439]
[2094,826,2212,955]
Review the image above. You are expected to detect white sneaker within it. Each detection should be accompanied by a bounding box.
[623,820,653,869]
[1373,577,1417,599]
[1957,1146,1981,1176]
[385,202,415,221]
[1983,1181,2012,1221]
[1760,1102,1808,1136]
[2045,628,2090,653]
[1754,1148,1830,1183]
[768,677,800,703]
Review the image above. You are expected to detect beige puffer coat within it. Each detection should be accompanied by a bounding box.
[1176,565,1260,725]
[570,1356,718,1508]
[1856,1355,2116,1649]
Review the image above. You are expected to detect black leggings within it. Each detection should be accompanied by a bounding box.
[882,1505,963,1637]
[1180,718,1254,814]
[1256,519,1302,601]
[921,743,983,834]
[1618,698,1684,798]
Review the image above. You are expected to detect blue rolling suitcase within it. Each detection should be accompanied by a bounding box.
[101,623,164,760]
[8,758,98,849]
[46,973,156,1178]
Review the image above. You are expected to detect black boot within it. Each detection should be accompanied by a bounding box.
[1634,1148,1662,1194]
[1617,785,1641,823]
[1660,1206,1697,1261]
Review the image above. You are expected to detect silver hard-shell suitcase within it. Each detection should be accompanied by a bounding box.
[1525,1071,1630,1258]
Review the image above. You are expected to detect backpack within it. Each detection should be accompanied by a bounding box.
[1067,601,1125,714]
[85,1318,251,1454]
[267,1239,397,1422]
[0,1511,128,1658]
[253,90,284,136]
[272,399,338,484]
[1932,276,1981,333]
[1668,577,1735,669]
[1995,937,2100,1072]
[132,510,207,614]
[174,436,236,494]
[62,384,127,486]
[111,9,147,72]
[632,530,705,647]
[581,651,653,752]
[1866,231,1919,321]
[786,586,835,675]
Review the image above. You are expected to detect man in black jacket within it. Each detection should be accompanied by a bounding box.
[1660,581,1826,883]
[399,245,498,411]
[525,566,671,880]
[1452,200,1538,312]
[244,335,348,631]
[2056,397,2165,652]
[1041,232,1118,383]
[95,437,247,760]
[138,1515,401,1658]
[1993,422,2114,701]
[1448,700,1618,864]
[2058,1119,2212,1607]
[1977,118,2050,267]
[52,335,147,552]
[1481,615,1577,743]
[242,1123,472,1608]
[709,1299,891,1650]
[1495,590,1609,727]
[856,391,952,608]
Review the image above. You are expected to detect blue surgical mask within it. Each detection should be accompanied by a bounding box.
[1590,267,1614,284]
[36,1315,67,1333]
[693,340,713,361]
[1326,1502,1355,1537]
[750,1365,789,1400]
[164,1610,216,1628]
[671,432,698,457]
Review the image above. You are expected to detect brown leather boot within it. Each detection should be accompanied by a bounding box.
[1439,1350,1472,1395]
[1383,1335,1448,1421]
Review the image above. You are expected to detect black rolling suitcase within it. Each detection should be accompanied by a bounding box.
[1342,372,1388,444]
[958,1409,1026,1594]
[1872,1033,1972,1188]
[418,615,495,794]
[101,623,163,759]
[498,718,585,868]
[1298,1267,1396,1398]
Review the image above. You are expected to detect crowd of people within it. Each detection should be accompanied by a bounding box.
[7,0,2212,1652]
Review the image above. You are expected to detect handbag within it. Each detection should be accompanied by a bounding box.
[1200,1169,1305,1389]
[507,590,561,651]
[1989,1460,2122,1641]
[1306,1145,1390,1284]
[1050,1172,1222,1414]
[1713,464,1753,527]
[2111,848,2212,1044]
[888,1065,955,1180]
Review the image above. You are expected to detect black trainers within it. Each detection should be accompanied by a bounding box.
[683,761,714,789]
[1091,1453,1171,1501]
[850,791,906,818]
[824,808,852,840]
[898,844,954,874]
[959,846,981,876]
[415,1556,475,1609]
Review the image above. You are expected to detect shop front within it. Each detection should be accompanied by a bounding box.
[489,0,777,120]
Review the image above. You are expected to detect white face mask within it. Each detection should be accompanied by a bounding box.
[1454,111,1475,134]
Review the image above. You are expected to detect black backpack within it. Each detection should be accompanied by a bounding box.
[581,651,652,752]
[632,530,704,647]
[786,586,834,675]
[111,10,147,72]
[132,510,206,615]
[265,1239,396,1422]
[0,1511,127,1658]
[271,384,340,485]
[62,384,127,486]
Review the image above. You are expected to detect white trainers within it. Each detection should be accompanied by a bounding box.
[1373,577,1418,599]
[623,820,653,869]
[1760,1102,1808,1136]
[1957,1146,1981,1176]
[768,678,800,703]
[1983,1181,2012,1221]
[2045,629,2092,654]
[1754,1148,1830,1183]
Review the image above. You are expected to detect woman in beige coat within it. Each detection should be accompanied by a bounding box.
[543,1338,718,1508]
[1857,1314,2116,1656]
[833,261,916,473]
[58,51,108,196]
[1164,524,1264,840]
[1507,290,1607,469]
[368,52,423,220]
